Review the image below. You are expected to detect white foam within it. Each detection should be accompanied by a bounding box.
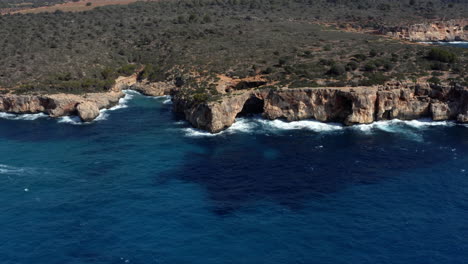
[402,119,455,128]
[258,119,343,132]
[183,127,219,137]
[183,117,342,137]
[0,112,47,120]
[108,89,137,110]
[183,118,257,137]
[352,119,455,132]
[183,117,461,137]
[57,115,83,125]
[444,41,468,45]
[0,164,25,175]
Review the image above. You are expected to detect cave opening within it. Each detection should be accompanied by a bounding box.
[236,96,265,117]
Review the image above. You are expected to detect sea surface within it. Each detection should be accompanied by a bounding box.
[428,41,468,48]
[1,42,468,264]
[1,90,467,264]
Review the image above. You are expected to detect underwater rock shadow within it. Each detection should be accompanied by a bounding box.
[154,130,456,215]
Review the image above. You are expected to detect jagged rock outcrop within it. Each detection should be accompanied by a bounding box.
[173,82,468,133]
[384,19,467,41]
[131,81,176,96]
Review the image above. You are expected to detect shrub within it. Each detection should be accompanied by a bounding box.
[117,64,137,76]
[363,62,377,72]
[359,73,390,86]
[427,48,457,63]
[328,64,346,76]
[345,61,358,71]
[427,76,441,84]
[430,62,449,71]
[353,54,367,62]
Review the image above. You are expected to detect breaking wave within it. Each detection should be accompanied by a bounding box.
[0,164,34,176]
[183,117,463,138]
[161,96,173,105]
[0,112,48,121]
[57,115,83,125]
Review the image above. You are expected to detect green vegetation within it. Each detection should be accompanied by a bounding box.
[427,48,458,63]
[0,0,466,96]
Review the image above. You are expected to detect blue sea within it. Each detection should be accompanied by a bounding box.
[430,41,468,48]
[1,89,467,264]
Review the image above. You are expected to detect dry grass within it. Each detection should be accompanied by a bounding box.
[4,0,155,14]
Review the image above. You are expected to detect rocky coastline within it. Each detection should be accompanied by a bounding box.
[382,19,467,42]
[172,82,468,133]
[0,75,136,122]
[1,76,467,133]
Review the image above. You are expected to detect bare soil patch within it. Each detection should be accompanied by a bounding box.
[3,0,154,14]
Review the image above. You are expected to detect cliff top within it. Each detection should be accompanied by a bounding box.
[0,0,466,97]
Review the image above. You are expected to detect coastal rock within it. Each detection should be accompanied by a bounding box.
[173,83,468,133]
[457,113,468,123]
[131,81,176,96]
[77,102,100,122]
[384,19,467,41]
[173,91,251,132]
[430,102,452,120]
[0,95,50,113]
[0,77,126,121]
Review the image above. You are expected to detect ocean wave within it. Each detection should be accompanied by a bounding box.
[57,115,83,125]
[183,117,461,137]
[0,164,26,175]
[183,117,343,137]
[155,95,173,105]
[257,119,343,132]
[182,118,257,137]
[0,112,48,121]
[109,89,137,110]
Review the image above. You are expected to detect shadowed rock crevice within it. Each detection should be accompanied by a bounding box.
[334,94,353,122]
[236,96,264,117]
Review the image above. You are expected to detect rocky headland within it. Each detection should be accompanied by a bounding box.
[172,82,468,133]
[0,75,136,122]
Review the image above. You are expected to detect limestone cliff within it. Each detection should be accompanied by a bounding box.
[0,75,136,122]
[173,83,468,133]
[2,74,467,132]
[130,80,176,96]
[383,19,467,42]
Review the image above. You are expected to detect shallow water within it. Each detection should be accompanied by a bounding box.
[1,91,467,264]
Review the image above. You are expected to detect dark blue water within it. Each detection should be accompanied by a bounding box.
[1,91,467,264]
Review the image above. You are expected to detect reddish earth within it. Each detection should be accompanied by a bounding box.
[1,0,156,15]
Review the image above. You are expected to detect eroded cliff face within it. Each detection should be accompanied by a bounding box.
[384,19,467,41]
[130,80,177,97]
[173,83,468,133]
[2,74,467,131]
[0,75,136,121]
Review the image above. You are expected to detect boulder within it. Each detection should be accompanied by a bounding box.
[77,102,100,122]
